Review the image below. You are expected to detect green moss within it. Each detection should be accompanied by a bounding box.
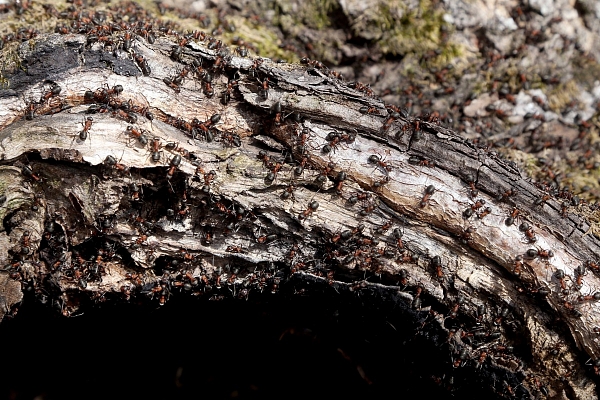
[572,54,600,90]
[374,0,459,60]
[222,16,299,62]
[547,80,579,113]
[0,43,23,88]
[276,0,338,30]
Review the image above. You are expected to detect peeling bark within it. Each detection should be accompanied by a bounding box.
[1,33,599,399]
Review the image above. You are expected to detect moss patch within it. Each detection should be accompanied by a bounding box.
[547,80,579,113]
[276,0,339,30]
[223,16,299,62]
[374,0,457,58]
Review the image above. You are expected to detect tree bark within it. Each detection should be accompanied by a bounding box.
[1,32,599,399]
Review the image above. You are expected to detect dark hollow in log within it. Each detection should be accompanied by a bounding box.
[0,28,599,399]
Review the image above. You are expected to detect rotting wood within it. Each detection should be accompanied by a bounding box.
[0,32,599,399]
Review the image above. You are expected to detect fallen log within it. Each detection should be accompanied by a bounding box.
[0,29,599,398]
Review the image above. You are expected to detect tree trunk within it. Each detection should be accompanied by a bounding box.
[0,32,599,399]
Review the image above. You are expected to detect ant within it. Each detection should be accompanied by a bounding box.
[526,248,554,260]
[149,138,162,162]
[392,228,404,249]
[586,260,600,271]
[172,66,190,86]
[347,191,371,206]
[281,184,296,200]
[431,255,443,278]
[513,255,523,276]
[202,170,217,187]
[334,171,347,194]
[24,101,36,120]
[226,245,244,253]
[79,116,93,141]
[457,226,475,244]
[519,222,537,243]
[221,131,241,147]
[477,207,492,219]
[163,77,181,93]
[574,264,586,287]
[322,131,342,154]
[202,73,214,97]
[21,165,40,181]
[418,159,436,168]
[359,106,379,115]
[373,176,390,190]
[420,185,435,207]
[257,234,277,244]
[496,188,517,202]
[299,200,319,220]
[112,109,137,124]
[258,77,269,99]
[167,154,181,179]
[578,292,600,302]
[381,114,397,132]
[40,83,61,103]
[534,193,551,207]
[470,199,486,212]
[273,101,283,125]
[126,125,148,145]
[191,59,208,80]
[553,269,568,291]
[221,78,238,105]
[360,203,376,216]
[463,173,478,198]
[368,154,392,173]
[375,220,393,234]
[505,207,520,226]
[122,31,132,51]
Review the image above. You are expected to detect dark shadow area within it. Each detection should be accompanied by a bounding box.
[0,279,508,400]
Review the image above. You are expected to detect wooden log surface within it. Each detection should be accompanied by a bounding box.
[0,28,599,399]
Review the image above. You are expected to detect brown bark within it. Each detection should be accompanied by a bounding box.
[0,32,599,398]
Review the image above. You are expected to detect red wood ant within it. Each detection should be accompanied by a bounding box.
[24,101,36,120]
[149,138,162,162]
[126,125,148,145]
[163,77,181,93]
[519,222,537,243]
[167,154,181,179]
[359,106,379,115]
[40,83,61,103]
[299,200,319,220]
[393,228,404,249]
[420,185,435,207]
[431,255,443,278]
[553,269,568,290]
[221,79,238,105]
[21,165,40,181]
[258,78,269,99]
[382,115,396,131]
[226,245,244,253]
[578,292,600,302]
[477,207,492,219]
[79,116,93,141]
[505,207,520,226]
[368,154,392,173]
[513,255,523,276]
[496,188,517,202]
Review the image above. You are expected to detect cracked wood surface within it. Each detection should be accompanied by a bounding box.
[0,33,599,399]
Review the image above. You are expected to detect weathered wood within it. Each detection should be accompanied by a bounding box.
[1,32,599,398]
